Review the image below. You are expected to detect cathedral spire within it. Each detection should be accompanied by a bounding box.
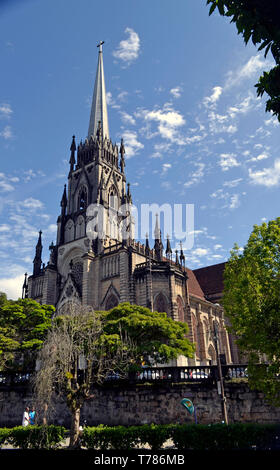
[88,41,110,141]
[154,214,163,262]
[60,184,67,213]
[33,230,43,276]
[69,135,76,173]
[165,234,172,261]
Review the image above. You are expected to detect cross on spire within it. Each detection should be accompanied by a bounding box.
[97,40,105,52]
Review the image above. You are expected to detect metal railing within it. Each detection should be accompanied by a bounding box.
[0,365,249,386]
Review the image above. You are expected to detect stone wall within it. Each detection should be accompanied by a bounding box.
[1,381,280,428]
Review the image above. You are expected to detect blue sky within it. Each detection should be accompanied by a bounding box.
[0,0,279,299]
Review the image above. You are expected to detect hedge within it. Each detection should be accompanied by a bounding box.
[0,425,66,449]
[81,423,174,450]
[0,423,278,450]
[81,423,279,450]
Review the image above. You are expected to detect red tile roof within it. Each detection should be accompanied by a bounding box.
[185,267,206,300]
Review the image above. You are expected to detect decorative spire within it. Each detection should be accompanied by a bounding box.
[120,138,125,173]
[179,241,185,267]
[165,234,172,260]
[33,230,43,276]
[60,184,67,215]
[175,249,179,265]
[22,273,28,299]
[154,214,161,240]
[145,233,150,257]
[154,214,163,262]
[127,183,132,204]
[88,41,110,141]
[69,135,76,173]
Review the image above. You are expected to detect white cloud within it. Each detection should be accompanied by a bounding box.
[223,178,243,187]
[227,93,255,118]
[0,274,23,300]
[0,125,13,140]
[170,86,183,99]
[184,162,205,187]
[229,194,240,210]
[225,54,271,89]
[249,159,280,187]
[210,188,241,210]
[137,104,186,145]
[19,198,44,211]
[120,111,136,125]
[265,117,278,127]
[122,130,144,158]
[0,180,14,192]
[208,111,237,135]
[214,244,223,250]
[192,248,209,257]
[113,28,140,66]
[0,103,13,118]
[162,163,172,172]
[219,153,240,171]
[203,86,223,108]
[248,153,269,163]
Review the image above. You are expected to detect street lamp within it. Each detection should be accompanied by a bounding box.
[213,321,228,425]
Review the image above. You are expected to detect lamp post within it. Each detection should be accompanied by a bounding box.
[213,321,228,425]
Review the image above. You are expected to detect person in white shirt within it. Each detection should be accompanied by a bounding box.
[22,407,30,427]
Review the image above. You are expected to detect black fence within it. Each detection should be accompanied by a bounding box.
[0,365,249,387]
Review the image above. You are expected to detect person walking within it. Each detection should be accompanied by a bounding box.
[22,407,30,427]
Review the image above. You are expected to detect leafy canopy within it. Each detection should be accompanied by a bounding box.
[207,0,280,121]
[223,218,280,404]
[100,302,195,366]
[0,293,54,370]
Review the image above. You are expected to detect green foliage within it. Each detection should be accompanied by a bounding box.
[207,0,280,122]
[5,425,66,449]
[81,423,278,450]
[100,303,195,366]
[81,425,140,450]
[172,423,278,450]
[0,428,11,447]
[0,295,54,370]
[172,423,277,450]
[223,218,280,404]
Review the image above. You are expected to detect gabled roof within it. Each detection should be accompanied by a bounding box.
[193,262,226,297]
[185,267,206,300]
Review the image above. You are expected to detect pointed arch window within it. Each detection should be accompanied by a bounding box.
[108,185,118,210]
[105,294,119,311]
[154,292,168,314]
[78,187,88,211]
[176,296,185,322]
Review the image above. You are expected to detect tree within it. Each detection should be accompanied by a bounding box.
[0,293,54,370]
[101,303,195,365]
[207,0,280,122]
[33,303,195,447]
[222,218,280,404]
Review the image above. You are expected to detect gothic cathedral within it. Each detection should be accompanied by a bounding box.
[24,43,239,366]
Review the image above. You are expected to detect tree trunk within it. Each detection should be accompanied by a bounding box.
[69,407,81,448]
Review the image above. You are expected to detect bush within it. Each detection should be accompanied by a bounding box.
[81,425,140,450]
[0,428,11,447]
[7,425,66,449]
[136,424,173,450]
[171,423,278,450]
[81,423,279,450]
